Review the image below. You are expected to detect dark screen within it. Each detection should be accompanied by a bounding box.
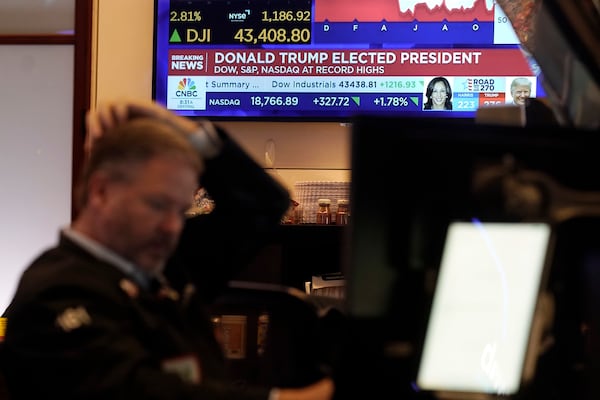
[338,115,600,399]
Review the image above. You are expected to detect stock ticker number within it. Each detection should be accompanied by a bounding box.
[261,10,311,22]
[251,96,300,107]
[234,28,311,44]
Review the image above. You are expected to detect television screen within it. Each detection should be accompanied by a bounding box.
[152,0,542,120]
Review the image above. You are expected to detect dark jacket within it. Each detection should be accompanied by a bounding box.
[1,127,291,400]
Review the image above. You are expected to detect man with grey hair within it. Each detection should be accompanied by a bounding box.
[1,99,335,400]
[510,77,532,106]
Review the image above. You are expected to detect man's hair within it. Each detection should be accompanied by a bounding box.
[511,77,532,91]
[75,117,202,209]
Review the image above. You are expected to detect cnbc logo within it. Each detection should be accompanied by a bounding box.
[176,78,198,97]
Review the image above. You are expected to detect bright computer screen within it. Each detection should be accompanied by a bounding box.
[416,220,552,397]
[152,0,541,120]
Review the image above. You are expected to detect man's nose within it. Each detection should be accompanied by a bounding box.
[160,210,184,235]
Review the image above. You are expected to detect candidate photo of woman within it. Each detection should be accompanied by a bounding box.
[423,76,453,110]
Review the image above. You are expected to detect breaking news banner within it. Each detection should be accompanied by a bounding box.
[164,48,535,113]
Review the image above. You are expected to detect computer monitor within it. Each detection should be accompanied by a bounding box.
[338,115,600,399]
[416,220,553,398]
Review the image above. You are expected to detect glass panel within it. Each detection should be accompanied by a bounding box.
[0,45,74,313]
[0,0,74,35]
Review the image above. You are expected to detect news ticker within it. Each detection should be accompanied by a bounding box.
[165,75,535,112]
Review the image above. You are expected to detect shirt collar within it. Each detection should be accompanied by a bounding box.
[62,227,153,290]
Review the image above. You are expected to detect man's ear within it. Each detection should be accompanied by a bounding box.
[85,171,112,208]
